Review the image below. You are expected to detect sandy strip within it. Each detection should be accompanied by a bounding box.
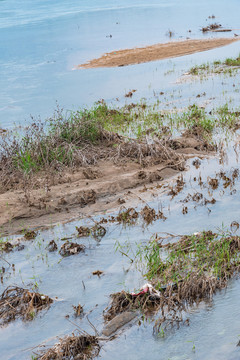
[78,37,239,69]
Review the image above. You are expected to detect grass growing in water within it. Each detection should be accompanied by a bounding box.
[110,230,240,334]
[0,102,239,190]
[171,104,214,134]
[188,54,240,77]
[143,231,240,286]
[224,55,240,67]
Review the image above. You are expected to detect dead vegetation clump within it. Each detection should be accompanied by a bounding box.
[208,177,219,190]
[104,290,160,322]
[100,205,167,227]
[125,89,137,98]
[59,242,85,257]
[82,168,101,180]
[0,286,53,325]
[116,207,139,225]
[181,168,239,209]
[192,158,201,168]
[115,136,185,168]
[24,230,38,240]
[76,224,106,240]
[168,175,185,198]
[73,304,84,317]
[141,205,167,224]
[46,240,58,252]
[0,241,13,252]
[109,230,240,333]
[206,168,239,192]
[92,270,103,276]
[181,125,216,151]
[182,192,216,208]
[35,330,100,360]
[76,226,91,237]
[201,23,222,32]
[76,190,97,208]
[217,168,239,189]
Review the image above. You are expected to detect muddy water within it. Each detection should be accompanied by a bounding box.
[1,0,240,129]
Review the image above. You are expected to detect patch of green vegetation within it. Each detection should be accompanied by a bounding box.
[187,54,240,78]
[224,56,240,67]
[215,104,240,129]
[28,311,36,320]
[189,63,210,75]
[113,229,240,335]
[0,102,165,177]
[1,104,111,174]
[141,231,240,289]
[213,60,221,66]
[0,100,239,183]
[171,104,215,134]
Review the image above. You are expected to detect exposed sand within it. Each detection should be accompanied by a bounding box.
[78,38,239,69]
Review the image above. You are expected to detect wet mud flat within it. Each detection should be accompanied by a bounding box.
[2,39,240,360]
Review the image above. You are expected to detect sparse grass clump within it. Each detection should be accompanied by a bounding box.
[189,63,210,75]
[224,56,240,67]
[216,104,240,129]
[187,54,240,78]
[170,104,215,138]
[2,102,154,182]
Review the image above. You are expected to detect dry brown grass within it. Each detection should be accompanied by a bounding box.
[0,286,53,325]
[104,290,161,322]
[0,103,188,193]
[35,330,100,360]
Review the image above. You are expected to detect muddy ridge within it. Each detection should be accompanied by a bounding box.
[78,38,239,69]
[0,132,213,235]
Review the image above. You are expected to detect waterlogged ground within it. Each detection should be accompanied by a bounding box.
[1,0,240,359]
[1,139,240,359]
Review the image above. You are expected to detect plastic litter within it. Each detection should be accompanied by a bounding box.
[131,283,160,299]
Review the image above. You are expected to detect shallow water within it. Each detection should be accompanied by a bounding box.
[1,140,240,359]
[1,1,240,359]
[1,0,240,129]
